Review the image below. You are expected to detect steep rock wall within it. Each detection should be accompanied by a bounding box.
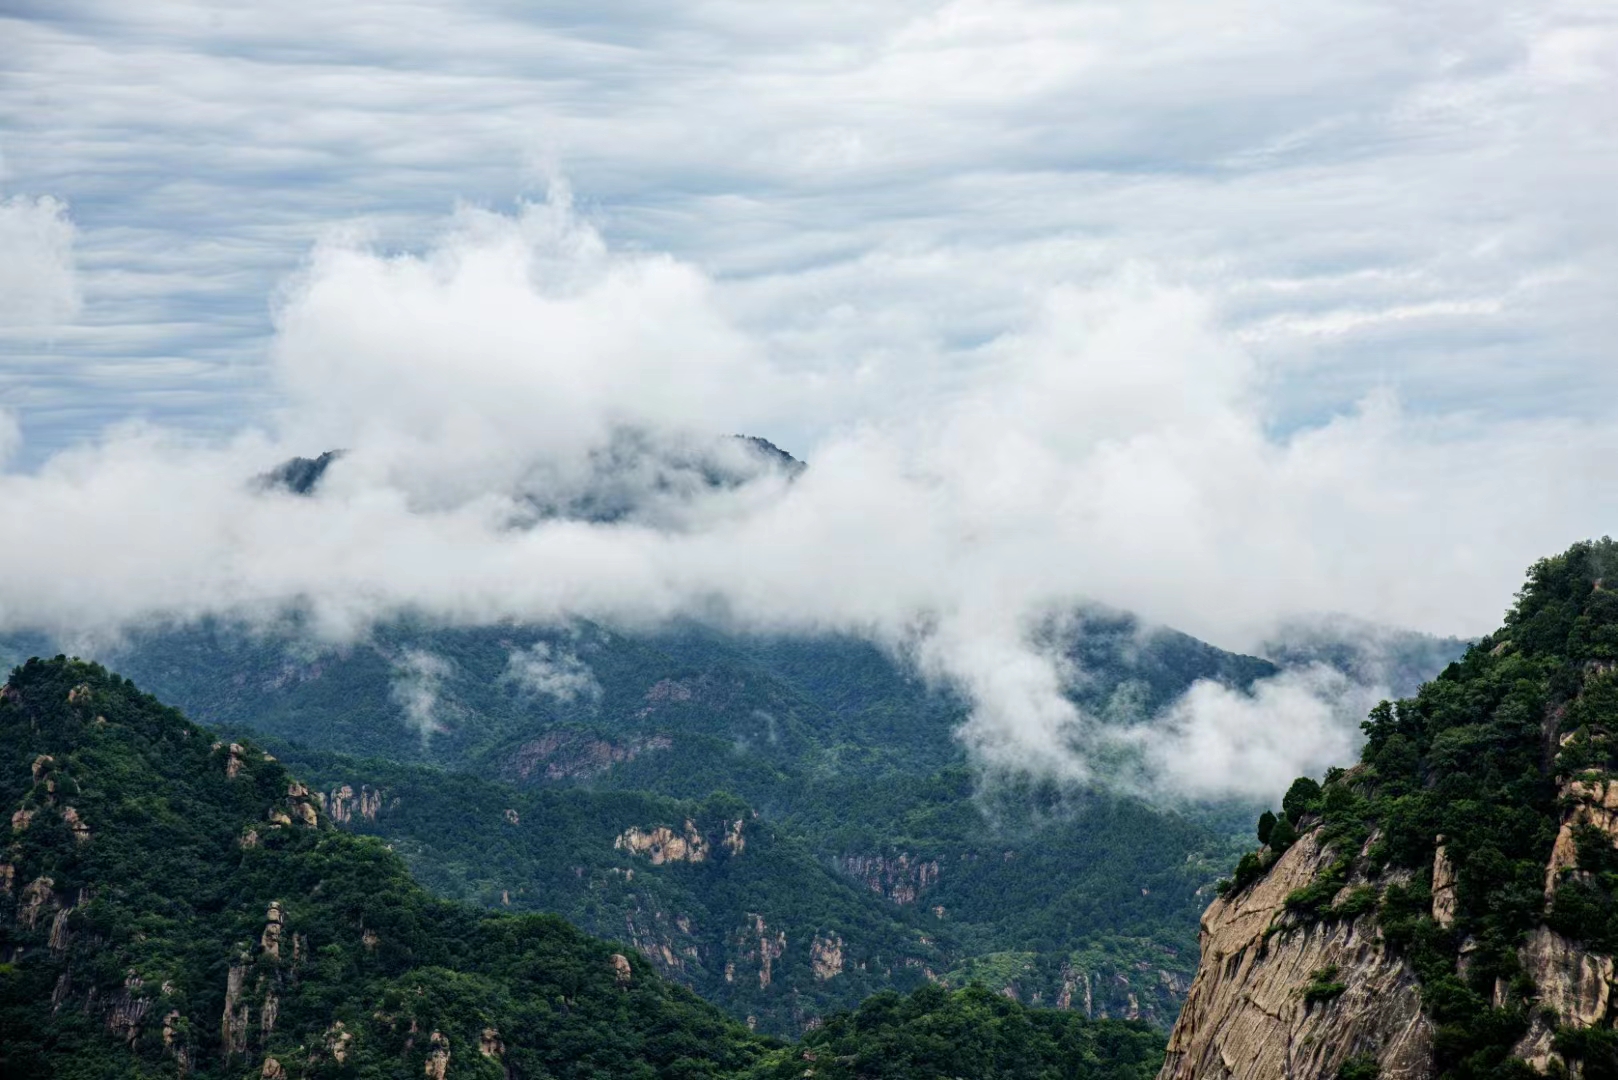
[1159,832,1433,1080]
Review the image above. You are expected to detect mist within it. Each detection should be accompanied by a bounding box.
[2,193,1613,802]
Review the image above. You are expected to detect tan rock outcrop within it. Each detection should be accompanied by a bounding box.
[1512,925,1614,1067]
[612,953,633,985]
[221,959,250,1058]
[509,731,672,781]
[61,806,90,844]
[424,1030,450,1080]
[811,934,845,980]
[19,875,56,929]
[615,820,708,864]
[48,907,72,953]
[107,970,150,1045]
[1158,831,1433,1080]
[318,783,383,823]
[261,902,284,958]
[1545,774,1618,897]
[833,852,940,904]
[733,914,787,989]
[325,1021,353,1064]
[1430,844,1456,928]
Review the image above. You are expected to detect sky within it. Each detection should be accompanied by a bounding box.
[1,0,1615,797]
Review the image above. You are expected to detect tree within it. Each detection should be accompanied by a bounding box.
[1282,777,1322,824]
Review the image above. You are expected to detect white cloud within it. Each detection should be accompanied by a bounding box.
[2,0,1616,799]
[0,197,1613,801]
[0,194,80,330]
[1122,666,1376,801]
[390,648,454,739]
[3,0,1614,455]
[504,641,601,704]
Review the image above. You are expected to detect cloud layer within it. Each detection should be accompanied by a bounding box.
[2,0,1615,800]
[3,0,1615,456]
[0,198,1614,800]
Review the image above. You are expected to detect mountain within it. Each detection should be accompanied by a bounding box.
[35,611,1282,1033]
[0,656,762,1079]
[0,600,1466,1036]
[0,655,1163,1079]
[1161,538,1618,1080]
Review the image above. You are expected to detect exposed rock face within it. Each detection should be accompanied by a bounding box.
[1158,832,1434,1080]
[833,852,940,905]
[221,959,250,1058]
[1545,773,1618,897]
[424,1030,450,1080]
[611,953,633,985]
[1430,844,1457,928]
[48,906,72,953]
[61,805,90,843]
[107,970,151,1044]
[1509,766,1618,1069]
[325,1021,353,1063]
[1512,925,1613,1067]
[810,934,845,980]
[317,783,384,823]
[509,731,672,781]
[735,914,787,989]
[615,821,708,864]
[261,902,284,958]
[19,875,56,929]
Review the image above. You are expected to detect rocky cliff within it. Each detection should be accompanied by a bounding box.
[1158,829,1433,1080]
[1161,541,1618,1080]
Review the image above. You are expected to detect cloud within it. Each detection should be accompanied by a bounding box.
[3,0,1614,459]
[390,648,454,739]
[1120,666,1377,802]
[1,0,1615,799]
[503,641,601,704]
[0,193,80,330]
[0,195,1614,803]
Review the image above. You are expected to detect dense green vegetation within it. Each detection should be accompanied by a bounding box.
[1223,539,1618,1079]
[0,657,763,1078]
[0,657,1162,1079]
[0,610,1304,1031]
[748,984,1163,1080]
[245,740,945,1033]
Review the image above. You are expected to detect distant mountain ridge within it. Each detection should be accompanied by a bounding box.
[0,601,1466,1035]
[0,435,1470,1035]
[0,656,1163,1079]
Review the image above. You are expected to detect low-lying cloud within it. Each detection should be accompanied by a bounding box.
[504,641,602,704]
[1,194,1613,802]
[390,648,454,740]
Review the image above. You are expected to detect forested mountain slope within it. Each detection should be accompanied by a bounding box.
[1161,538,1618,1080]
[0,606,1465,1035]
[38,614,1274,1030]
[0,656,1163,1079]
